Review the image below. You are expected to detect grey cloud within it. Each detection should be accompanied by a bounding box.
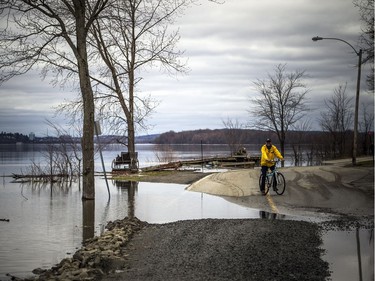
[0,0,373,135]
[0,108,55,135]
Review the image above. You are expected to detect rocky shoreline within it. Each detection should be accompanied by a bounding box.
[11,218,146,281]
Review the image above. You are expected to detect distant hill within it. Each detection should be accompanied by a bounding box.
[135,134,160,143]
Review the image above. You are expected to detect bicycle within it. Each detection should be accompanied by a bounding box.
[259,160,286,195]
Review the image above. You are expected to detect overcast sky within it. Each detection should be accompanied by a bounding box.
[0,0,373,137]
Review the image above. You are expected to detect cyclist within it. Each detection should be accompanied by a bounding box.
[260,138,284,195]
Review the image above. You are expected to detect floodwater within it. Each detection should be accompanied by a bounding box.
[0,144,373,280]
[0,177,264,280]
[322,229,374,281]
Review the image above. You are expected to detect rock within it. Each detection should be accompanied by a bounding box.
[72,251,83,261]
[97,256,126,272]
[32,268,46,275]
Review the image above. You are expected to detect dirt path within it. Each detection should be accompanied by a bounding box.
[187,159,374,218]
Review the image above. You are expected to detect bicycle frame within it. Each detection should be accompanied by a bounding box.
[266,160,280,185]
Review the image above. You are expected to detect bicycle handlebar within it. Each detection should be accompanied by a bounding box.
[267,159,284,163]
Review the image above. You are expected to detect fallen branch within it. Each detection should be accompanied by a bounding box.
[12,173,69,179]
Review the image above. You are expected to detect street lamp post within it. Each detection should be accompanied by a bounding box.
[312,36,362,166]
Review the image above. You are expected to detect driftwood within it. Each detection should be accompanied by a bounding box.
[12,173,69,179]
[0,218,10,222]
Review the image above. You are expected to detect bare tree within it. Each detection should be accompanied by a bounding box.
[354,0,374,91]
[153,144,177,163]
[319,83,353,157]
[45,120,83,178]
[290,120,312,166]
[359,102,374,154]
[22,122,81,184]
[250,63,310,157]
[0,0,110,200]
[86,0,189,170]
[222,118,246,155]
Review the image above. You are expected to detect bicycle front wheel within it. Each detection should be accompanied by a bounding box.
[275,172,286,195]
[259,174,270,195]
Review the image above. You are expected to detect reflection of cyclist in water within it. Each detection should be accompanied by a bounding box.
[259,211,286,220]
[260,139,284,195]
[259,211,277,219]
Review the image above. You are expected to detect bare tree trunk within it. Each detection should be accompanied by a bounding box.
[128,31,137,171]
[80,72,95,200]
[76,1,95,200]
[127,121,137,170]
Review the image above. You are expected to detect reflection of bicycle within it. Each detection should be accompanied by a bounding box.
[259,160,286,195]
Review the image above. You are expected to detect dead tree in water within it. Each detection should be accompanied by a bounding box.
[13,122,82,183]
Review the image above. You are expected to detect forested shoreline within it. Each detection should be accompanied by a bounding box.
[1,129,372,159]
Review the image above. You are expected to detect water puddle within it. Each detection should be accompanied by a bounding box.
[260,214,374,281]
[0,178,373,280]
[322,228,374,281]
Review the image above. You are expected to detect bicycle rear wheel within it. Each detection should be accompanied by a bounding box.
[275,172,286,195]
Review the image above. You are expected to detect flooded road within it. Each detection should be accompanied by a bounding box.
[0,176,373,281]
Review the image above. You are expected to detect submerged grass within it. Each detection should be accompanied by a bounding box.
[111,170,176,182]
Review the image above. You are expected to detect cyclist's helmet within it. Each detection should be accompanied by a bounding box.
[266,138,272,148]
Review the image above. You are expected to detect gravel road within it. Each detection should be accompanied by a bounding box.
[101,219,330,281]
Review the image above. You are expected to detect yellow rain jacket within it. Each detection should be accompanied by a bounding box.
[260,144,283,167]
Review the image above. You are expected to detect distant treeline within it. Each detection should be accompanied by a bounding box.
[0,132,159,144]
[153,129,328,145]
[0,132,83,144]
[2,130,372,158]
[0,132,31,144]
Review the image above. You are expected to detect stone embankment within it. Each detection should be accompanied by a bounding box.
[15,218,146,281]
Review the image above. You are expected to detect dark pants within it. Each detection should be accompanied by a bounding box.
[260,165,275,191]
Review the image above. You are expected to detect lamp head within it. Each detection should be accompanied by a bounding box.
[312,36,323,41]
